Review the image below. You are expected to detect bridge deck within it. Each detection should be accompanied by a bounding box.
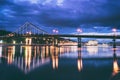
[0,34,120,39]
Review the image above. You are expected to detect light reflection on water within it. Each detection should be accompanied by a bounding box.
[112,50,120,76]
[86,46,98,55]
[0,45,120,80]
[77,47,83,71]
[61,46,120,58]
[51,47,59,69]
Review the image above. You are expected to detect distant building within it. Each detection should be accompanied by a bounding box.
[86,46,98,54]
[86,40,98,46]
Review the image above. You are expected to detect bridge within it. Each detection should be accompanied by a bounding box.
[7,34,119,39]
[0,22,120,47]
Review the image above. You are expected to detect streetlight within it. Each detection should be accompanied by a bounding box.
[112,28,117,32]
[26,31,32,36]
[112,28,117,36]
[53,29,56,33]
[77,28,82,34]
[53,29,59,34]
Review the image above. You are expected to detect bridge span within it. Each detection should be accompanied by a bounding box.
[7,34,119,39]
[0,22,119,47]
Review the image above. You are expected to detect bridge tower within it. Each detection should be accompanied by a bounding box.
[7,22,49,45]
[26,38,32,45]
[113,36,116,50]
[54,38,58,47]
[15,22,48,35]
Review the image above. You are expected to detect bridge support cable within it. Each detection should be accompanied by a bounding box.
[8,22,48,37]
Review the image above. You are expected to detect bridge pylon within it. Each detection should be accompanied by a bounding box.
[15,22,48,35]
[78,37,81,48]
[4,22,48,38]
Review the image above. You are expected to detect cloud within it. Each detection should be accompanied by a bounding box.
[0,0,120,32]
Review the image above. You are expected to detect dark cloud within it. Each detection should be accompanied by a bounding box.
[0,0,11,6]
[0,0,120,33]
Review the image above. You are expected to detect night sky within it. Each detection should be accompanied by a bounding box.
[0,0,120,34]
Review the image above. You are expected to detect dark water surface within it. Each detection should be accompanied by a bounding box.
[0,45,120,80]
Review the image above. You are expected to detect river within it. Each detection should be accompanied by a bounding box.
[0,45,120,80]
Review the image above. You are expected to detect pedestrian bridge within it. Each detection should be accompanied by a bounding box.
[0,22,119,47]
[0,22,119,39]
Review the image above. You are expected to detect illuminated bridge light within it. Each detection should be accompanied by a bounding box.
[112,28,117,32]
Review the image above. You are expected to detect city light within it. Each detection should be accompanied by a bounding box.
[13,40,16,44]
[0,40,3,43]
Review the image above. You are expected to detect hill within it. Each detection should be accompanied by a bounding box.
[0,30,11,36]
